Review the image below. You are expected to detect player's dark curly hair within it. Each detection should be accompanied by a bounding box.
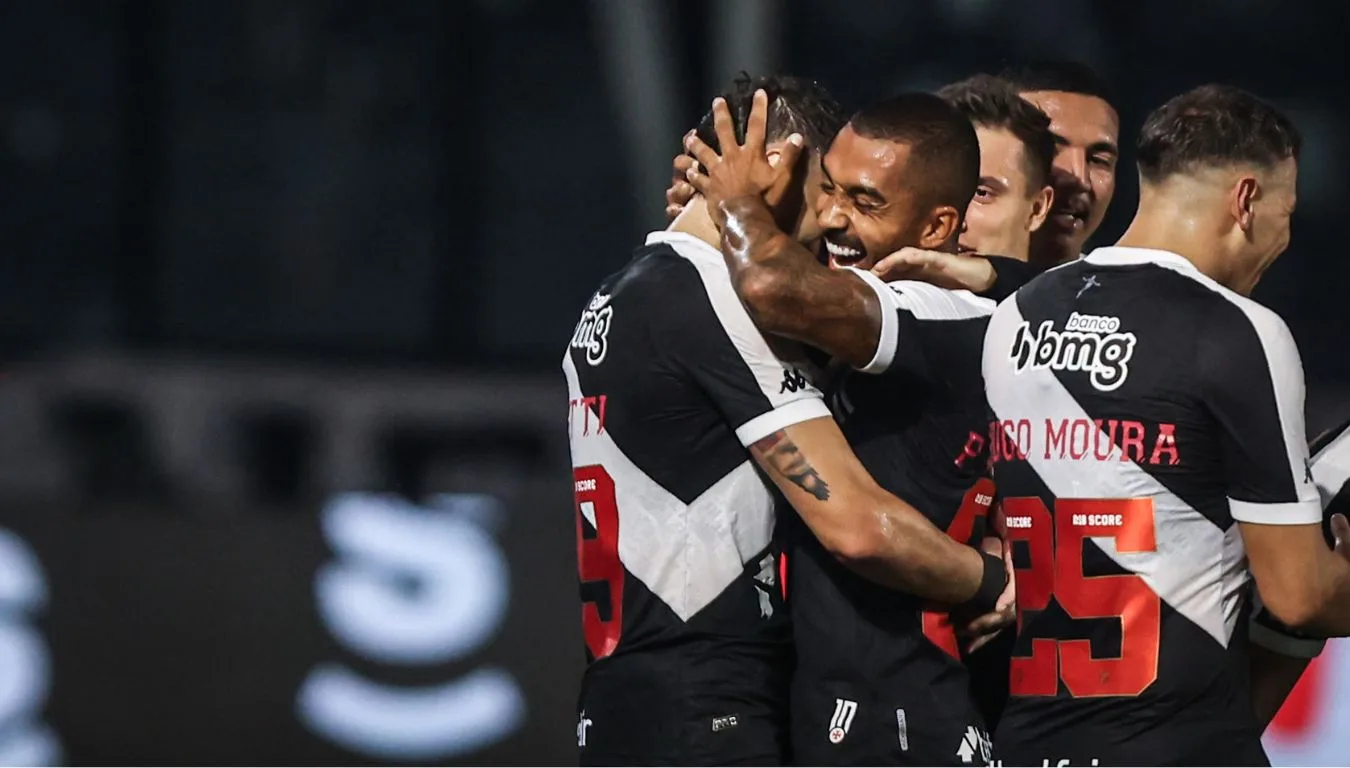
[937,74,1056,192]
[1136,84,1301,183]
[693,73,847,156]
[998,59,1117,111]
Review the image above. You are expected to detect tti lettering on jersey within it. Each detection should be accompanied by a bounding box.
[987,418,1180,467]
[570,293,614,366]
[1010,312,1136,391]
[569,395,608,436]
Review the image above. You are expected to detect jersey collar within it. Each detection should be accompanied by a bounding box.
[1084,246,1198,274]
[646,229,717,252]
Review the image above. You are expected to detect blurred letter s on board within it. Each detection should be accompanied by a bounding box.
[0,528,61,767]
[297,493,525,761]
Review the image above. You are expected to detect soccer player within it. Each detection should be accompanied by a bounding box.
[565,75,1006,766]
[683,91,1028,766]
[939,75,1055,263]
[672,60,1121,272]
[980,84,1350,766]
[998,61,1121,267]
[866,76,1056,306]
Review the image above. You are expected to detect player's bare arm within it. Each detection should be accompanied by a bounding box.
[748,417,1003,608]
[1241,513,1350,636]
[1250,421,1350,727]
[682,92,886,369]
[870,247,998,294]
[752,431,829,501]
[1246,511,1350,728]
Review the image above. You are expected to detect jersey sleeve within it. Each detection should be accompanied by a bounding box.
[1310,417,1350,531]
[842,267,996,379]
[1247,417,1350,657]
[668,255,831,447]
[1202,305,1322,525]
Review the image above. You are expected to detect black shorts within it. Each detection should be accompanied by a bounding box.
[964,629,1014,732]
[791,677,991,766]
[577,659,789,766]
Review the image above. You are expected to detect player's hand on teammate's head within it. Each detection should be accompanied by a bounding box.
[682,89,806,229]
[665,150,697,221]
[870,248,997,293]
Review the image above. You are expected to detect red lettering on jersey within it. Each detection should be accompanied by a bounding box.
[1026,418,1180,465]
[1045,418,1067,459]
[954,431,986,469]
[569,395,609,436]
[1149,423,1179,466]
[1069,418,1091,460]
[1120,420,1146,463]
[1093,419,1118,460]
[989,419,1031,464]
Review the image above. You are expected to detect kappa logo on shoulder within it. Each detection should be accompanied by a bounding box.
[779,367,809,394]
[570,293,614,366]
[1010,311,1136,392]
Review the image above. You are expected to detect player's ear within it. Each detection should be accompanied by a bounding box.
[1231,175,1258,235]
[919,205,962,250]
[1028,184,1055,233]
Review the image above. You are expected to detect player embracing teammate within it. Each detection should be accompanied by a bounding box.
[567,59,1350,767]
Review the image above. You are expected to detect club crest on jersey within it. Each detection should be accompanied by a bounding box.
[570,293,614,366]
[828,698,857,744]
[1010,312,1136,392]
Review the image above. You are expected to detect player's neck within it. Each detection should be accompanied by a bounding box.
[667,197,722,248]
[1116,205,1241,289]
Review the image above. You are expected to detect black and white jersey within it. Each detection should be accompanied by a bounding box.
[1309,418,1350,526]
[785,268,1003,765]
[563,230,830,762]
[982,246,1322,766]
[1249,416,1350,658]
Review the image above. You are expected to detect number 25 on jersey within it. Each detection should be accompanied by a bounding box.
[1003,496,1161,698]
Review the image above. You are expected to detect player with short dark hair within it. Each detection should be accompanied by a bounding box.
[938,74,1055,264]
[998,60,1120,267]
[566,75,1007,766]
[684,91,1025,766]
[1136,84,1302,185]
[981,84,1350,766]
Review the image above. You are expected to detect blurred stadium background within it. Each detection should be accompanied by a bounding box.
[1,0,1348,765]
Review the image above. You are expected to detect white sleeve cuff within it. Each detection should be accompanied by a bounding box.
[1229,498,1324,525]
[735,397,832,447]
[841,267,900,374]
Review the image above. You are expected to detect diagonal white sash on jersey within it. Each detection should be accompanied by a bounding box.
[563,353,775,621]
[984,298,1247,647]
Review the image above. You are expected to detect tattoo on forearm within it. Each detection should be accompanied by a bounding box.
[720,197,882,367]
[753,430,830,501]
